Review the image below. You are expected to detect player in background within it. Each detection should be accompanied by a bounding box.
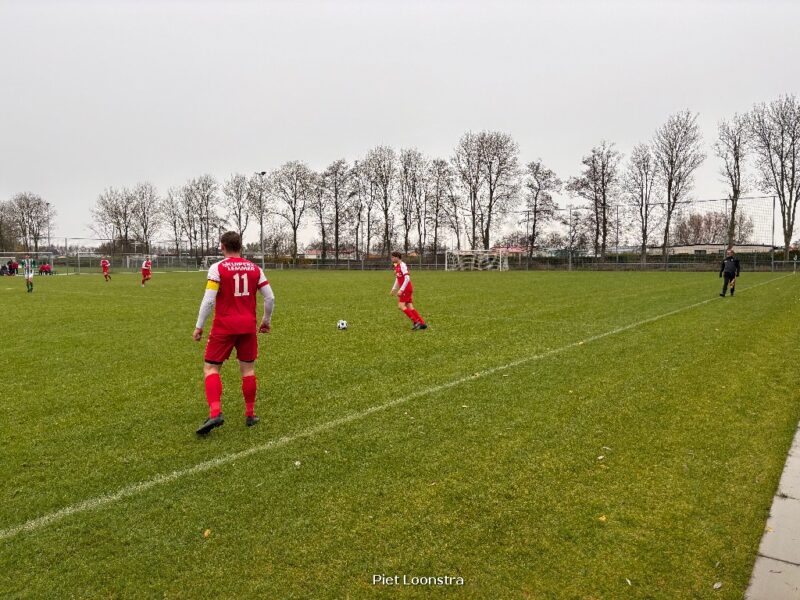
[719,247,741,297]
[193,231,275,435]
[22,254,34,293]
[101,257,111,281]
[141,256,152,287]
[390,251,427,330]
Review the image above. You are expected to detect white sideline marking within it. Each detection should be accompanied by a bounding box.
[0,274,791,542]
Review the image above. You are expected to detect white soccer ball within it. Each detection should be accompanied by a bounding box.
[337,320,348,330]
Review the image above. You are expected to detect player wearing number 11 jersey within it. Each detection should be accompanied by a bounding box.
[193,231,275,435]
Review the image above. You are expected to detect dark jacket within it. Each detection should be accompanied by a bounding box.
[720,256,741,277]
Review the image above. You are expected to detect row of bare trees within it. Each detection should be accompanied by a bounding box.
[514,95,799,264]
[74,93,800,262]
[0,193,56,253]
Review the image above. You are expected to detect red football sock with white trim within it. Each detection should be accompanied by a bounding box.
[242,375,257,417]
[410,309,425,324]
[205,373,222,418]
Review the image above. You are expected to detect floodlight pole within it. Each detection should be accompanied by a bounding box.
[771,195,776,272]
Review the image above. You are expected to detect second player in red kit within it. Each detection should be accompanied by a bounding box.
[193,231,275,435]
[390,251,427,330]
[141,257,152,287]
[101,257,111,281]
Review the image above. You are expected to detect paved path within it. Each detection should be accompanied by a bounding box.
[747,422,800,599]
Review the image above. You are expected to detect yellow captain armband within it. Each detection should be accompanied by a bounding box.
[206,280,220,291]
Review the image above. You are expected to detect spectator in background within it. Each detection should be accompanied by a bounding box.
[0,264,8,276]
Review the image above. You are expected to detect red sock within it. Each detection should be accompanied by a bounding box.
[205,373,222,417]
[402,308,416,322]
[410,309,425,324]
[242,375,257,417]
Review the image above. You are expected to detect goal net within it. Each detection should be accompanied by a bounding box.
[445,249,509,271]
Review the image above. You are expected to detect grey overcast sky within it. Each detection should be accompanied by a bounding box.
[1,0,798,241]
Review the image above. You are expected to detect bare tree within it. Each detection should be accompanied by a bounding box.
[413,160,430,261]
[442,172,464,250]
[425,158,452,263]
[162,187,184,255]
[478,131,521,249]
[715,113,749,248]
[567,141,622,259]
[673,211,754,245]
[750,95,800,258]
[624,143,661,263]
[92,187,136,251]
[179,183,200,259]
[309,171,330,260]
[188,174,220,256]
[262,219,293,258]
[398,148,426,253]
[131,182,161,253]
[348,160,367,260]
[271,161,314,262]
[365,146,396,257]
[653,110,706,265]
[523,159,561,258]
[0,200,20,250]
[223,173,251,237]
[10,192,51,252]
[322,159,351,264]
[452,132,484,249]
[248,172,270,265]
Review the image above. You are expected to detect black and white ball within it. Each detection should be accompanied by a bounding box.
[337,320,348,330]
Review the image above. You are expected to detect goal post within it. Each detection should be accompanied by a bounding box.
[445,249,509,271]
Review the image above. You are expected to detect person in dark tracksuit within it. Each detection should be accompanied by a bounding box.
[719,248,741,297]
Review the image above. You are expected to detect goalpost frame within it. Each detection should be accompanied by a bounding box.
[445,249,509,271]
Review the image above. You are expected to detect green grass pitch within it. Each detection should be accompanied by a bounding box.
[1,270,799,598]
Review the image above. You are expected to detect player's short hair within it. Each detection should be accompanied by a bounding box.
[220,231,242,253]
[391,251,402,259]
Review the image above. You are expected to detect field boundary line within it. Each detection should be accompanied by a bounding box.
[0,273,792,542]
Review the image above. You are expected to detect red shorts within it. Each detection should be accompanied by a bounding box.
[102,268,109,274]
[204,331,258,364]
[141,269,151,278]
[398,285,413,304]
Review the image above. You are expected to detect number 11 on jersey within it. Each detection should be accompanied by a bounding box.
[233,273,250,297]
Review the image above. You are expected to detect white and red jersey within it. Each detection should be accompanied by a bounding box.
[141,260,152,271]
[207,257,269,335]
[101,259,110,271]
[394,261,412,294]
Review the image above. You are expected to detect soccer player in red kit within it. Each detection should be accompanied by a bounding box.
[193,231,275,435]
[141,257,152,287]
[101,257,111,281]
[390,251,427,330]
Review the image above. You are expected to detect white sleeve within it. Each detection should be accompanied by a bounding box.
[397,263,410,293]
[259,283,275,323]
[207,263,221,283]
[195,288,218,329]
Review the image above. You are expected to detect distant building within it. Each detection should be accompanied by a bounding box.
[301,248,357,260]
[646,244,775,256]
